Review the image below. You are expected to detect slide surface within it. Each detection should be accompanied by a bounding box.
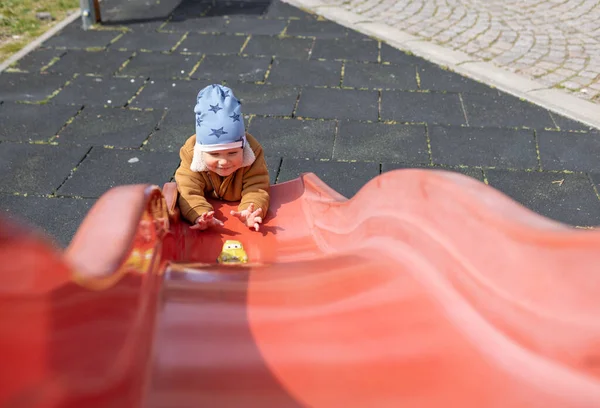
[2,170,600,407]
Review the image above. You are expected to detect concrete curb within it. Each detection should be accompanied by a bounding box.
[283,0,600,131]
[0,9,82,73]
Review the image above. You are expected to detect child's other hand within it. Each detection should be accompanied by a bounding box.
[230,203,263,231]
[190,211,224,230]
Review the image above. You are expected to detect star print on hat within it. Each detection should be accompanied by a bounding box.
[190,84,256,173]
[193,84,246,152]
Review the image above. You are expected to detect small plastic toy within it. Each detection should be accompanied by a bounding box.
[216,239,248,264]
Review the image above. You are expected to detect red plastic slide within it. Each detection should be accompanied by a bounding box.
[1,170,600,407]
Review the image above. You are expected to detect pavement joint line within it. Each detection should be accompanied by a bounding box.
[0,9,82,73]
[282,0,600,131]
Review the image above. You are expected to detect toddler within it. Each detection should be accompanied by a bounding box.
[174,84,270,231]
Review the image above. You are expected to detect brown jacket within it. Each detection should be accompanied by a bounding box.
[174,133,270,224]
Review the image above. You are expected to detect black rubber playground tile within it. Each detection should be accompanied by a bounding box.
[417,65,494,94]
[42,24,121,49]
[342,62,418,90]
[143,108,195,152]
[0,103,80,143]
[11,48,65,72]
[549,112,599,132]
[278,158,380,198]
[45,50,132,76]
[128,78,212,109]
[203,1,271,17]
[311,38,378,62]
[429,125,538,169]
[57,107,164,148]
[229,83,300,116]
[462,92,555,129]
[243,36,313,59]
[486,169,600,227]
[118,52,200,79]
[380,44,427,65]
[191,55,271,82]
[266,58,342,86]
[537,130,600,172]
[263,0,318,19]
[51,75,143,108]
[178,33,247,55]
[247,116,336,159]
[334,121,429,163]
[58,147,180,197]
[109,31,184,52]
[161,16,229,33]
[0,195,95,248]
[296,88,379,121]
[0,72,68,102]
[381,91,467,125]
[0,143,88,195]
[285,19,348,39]
[221,17,287,35]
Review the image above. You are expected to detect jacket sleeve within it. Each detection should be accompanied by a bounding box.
[239,143,270,215]
[174,143,214,224]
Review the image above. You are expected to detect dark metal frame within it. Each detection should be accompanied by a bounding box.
[79,0,102,30]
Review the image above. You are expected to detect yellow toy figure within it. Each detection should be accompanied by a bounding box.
[217,240,248,264]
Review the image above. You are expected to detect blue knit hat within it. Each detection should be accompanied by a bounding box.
[190,84,255,172]
[194,84,246,151]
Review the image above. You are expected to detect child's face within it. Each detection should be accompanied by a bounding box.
[202,147,244,177]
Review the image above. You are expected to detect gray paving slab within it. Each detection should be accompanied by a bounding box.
[462,92,556,129]
[0,72,68,102]
[381,91,466,125]
[334,121,429,163]
[243,36,313,59]
[129,79,212,109]
[221,17,288,35]
[342,62,418,90]
[537,130,600,173]
[109,31,185,52]
[51,75,143,108]
[191,55,271,82]
[10,48,65,72]
[278,158,380,198]
[118,52,200,79]
[0,103,80,143]
[58,147,180,198]
[57,107,164,148]
[45,50,132,76]
[42,23,121,49]
[142,108,195,152]
[266,58,342,86]
[485,170,600,227]
[247,117,336,158]
[429,125,538,169]
[311,38,378,62]
[0,142,88,195]
[296,88,378,120]
[381,163,485,182]
[178,33,247,54]
[0,194,95,248]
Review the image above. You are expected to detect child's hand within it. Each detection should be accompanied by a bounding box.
[230,203,263,231]
[190,211,224,230]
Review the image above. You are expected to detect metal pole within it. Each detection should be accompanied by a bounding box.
[79,0,101,30]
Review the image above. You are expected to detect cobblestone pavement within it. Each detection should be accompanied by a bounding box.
[316,0,600,102]
[1,0,600,247]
